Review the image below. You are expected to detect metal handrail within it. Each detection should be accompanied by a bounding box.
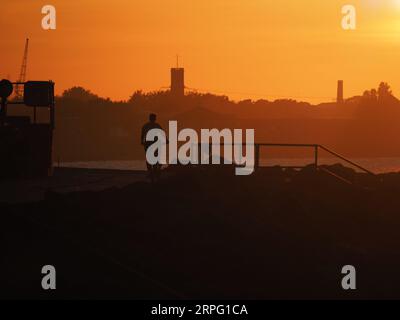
[317,145,375,176]
[255,143,375,175]
[196,142,376,176]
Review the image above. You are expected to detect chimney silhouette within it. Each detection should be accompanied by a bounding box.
[337,80,344,104]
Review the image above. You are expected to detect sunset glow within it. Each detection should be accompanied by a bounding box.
[2,0,400,102]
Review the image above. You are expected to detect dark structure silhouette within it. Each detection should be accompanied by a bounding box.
[0,80,55,178]
[337,80,344,104]
[170,67,184,97]
[14,38,29,100]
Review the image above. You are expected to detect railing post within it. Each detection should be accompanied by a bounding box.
[210,143,213,164]
[314,145,319,170]
[255,144,260,171]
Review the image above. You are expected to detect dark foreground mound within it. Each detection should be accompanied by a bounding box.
[1,164,400,299]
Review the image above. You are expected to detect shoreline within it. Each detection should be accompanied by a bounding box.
[2,164,400,299]
[56,157,400,174]
[1,163,398,204]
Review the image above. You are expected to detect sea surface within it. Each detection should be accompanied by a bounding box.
[59,158,400,174]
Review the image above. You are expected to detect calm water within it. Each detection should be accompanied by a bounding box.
[59,158,400,174]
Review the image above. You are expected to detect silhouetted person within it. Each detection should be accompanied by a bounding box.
[141,113,163,182]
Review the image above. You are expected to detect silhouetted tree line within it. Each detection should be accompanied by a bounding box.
[56,83,400,118]
[354,82,400,120]
[56,86,315,119]
[361,82,398,105]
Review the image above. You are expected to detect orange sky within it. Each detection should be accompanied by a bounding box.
[2,0,400,103]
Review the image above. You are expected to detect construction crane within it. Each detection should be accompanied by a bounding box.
[14,38,29,100]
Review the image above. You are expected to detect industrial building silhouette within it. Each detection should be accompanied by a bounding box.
[170,67,184,97]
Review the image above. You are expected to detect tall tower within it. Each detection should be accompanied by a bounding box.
[170,56,184,97]
[337,80,344,104]
[15,38,29,100]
